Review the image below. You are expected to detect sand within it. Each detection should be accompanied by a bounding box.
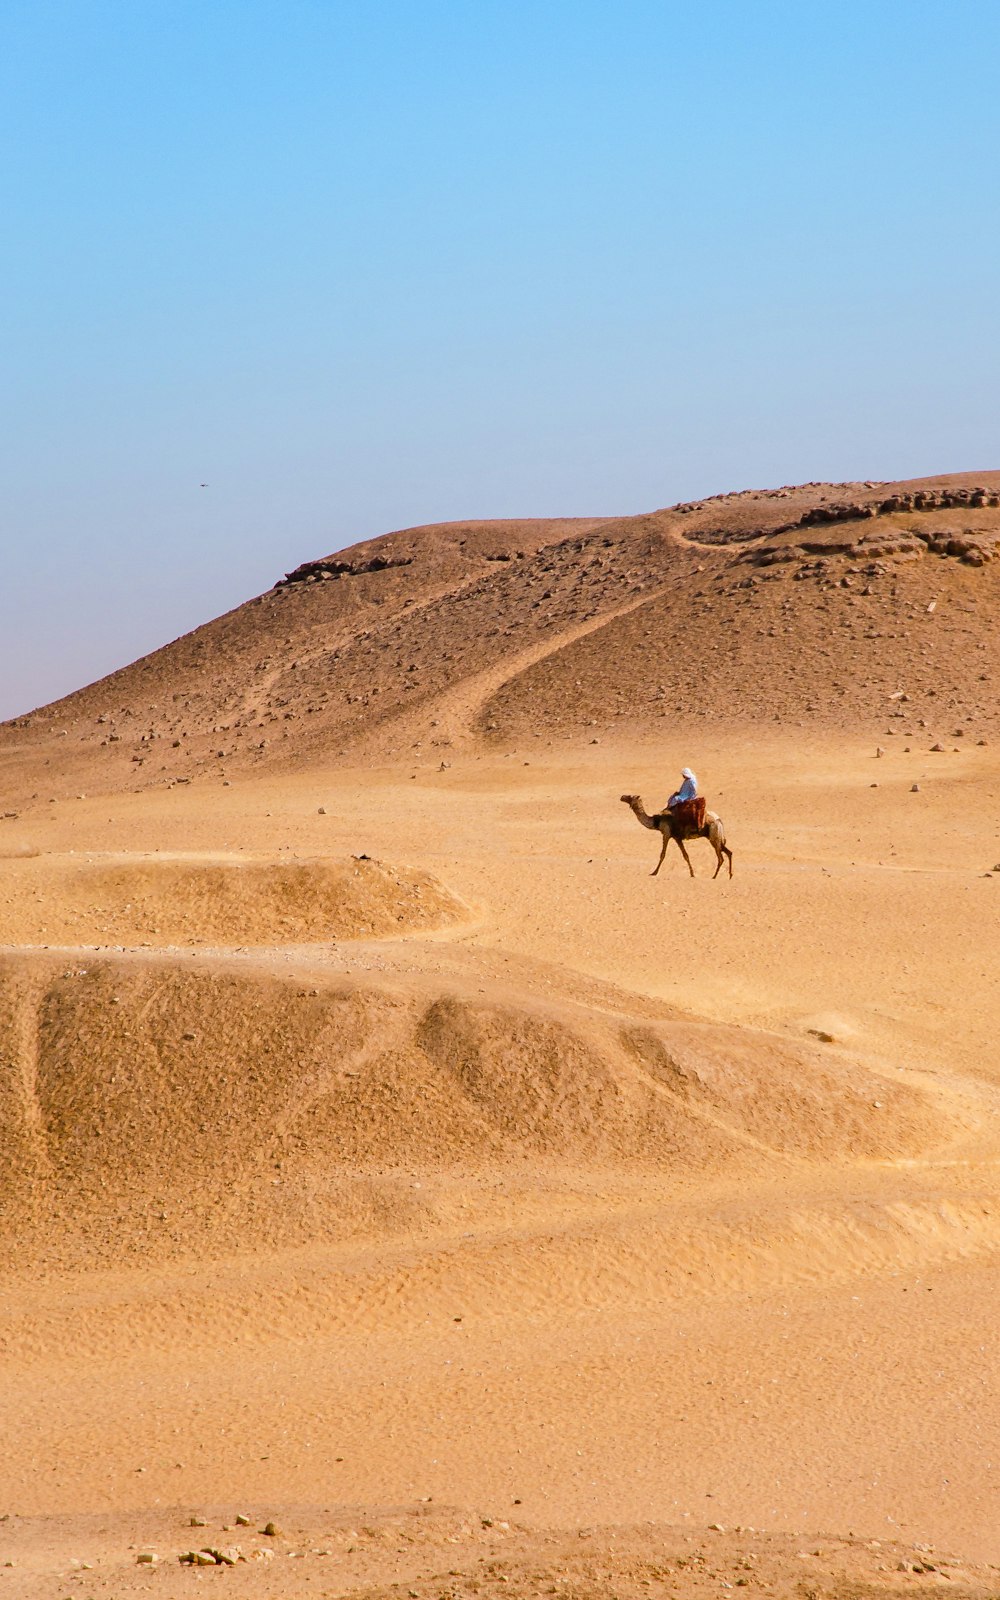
[2,475,1000,1597]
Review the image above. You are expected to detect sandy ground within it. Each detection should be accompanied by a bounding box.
[3,727,1000,1596]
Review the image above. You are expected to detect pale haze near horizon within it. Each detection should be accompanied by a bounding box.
[2,0,998,720]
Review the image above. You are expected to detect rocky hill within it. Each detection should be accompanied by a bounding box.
[2,472,999,804]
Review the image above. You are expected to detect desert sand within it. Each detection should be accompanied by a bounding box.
[2,474,1000,1598]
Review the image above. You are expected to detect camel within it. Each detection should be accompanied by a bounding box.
[620,794,733,879]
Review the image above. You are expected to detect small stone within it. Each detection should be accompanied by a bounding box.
[136,1552,157,1564]
[235,1513,251,1526]
[188,1516,207,1527]
[911,784,920,793]
[262,1521,280,1538]
[875,747,885,757]
[930,743,945,752]
[318,806,327,815]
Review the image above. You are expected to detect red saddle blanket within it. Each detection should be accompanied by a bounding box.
[670,797,707,832]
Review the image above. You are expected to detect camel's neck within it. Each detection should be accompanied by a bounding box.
[629,800,658,830]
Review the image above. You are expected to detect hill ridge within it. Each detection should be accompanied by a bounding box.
[2,470,999,804]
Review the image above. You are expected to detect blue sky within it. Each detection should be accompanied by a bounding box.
[2,0,998,717]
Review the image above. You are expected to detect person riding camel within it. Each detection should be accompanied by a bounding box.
[667,767,707,832]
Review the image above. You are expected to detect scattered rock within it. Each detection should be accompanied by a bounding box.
[235,1513,251,1526]
[930,743,945,752]
[136,1552,157,1564]
[911,783,920,792]
[262,1521,280,1538]
[318,806,327,814]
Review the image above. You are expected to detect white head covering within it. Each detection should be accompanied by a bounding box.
[681,767,694,779]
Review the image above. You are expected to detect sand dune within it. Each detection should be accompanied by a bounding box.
[0,941,942,1274]
[0,852,466,947]
[2,475,1000,1594]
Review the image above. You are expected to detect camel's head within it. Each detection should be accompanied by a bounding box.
[620,793,639,806]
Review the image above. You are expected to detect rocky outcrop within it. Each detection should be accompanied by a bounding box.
[276,553,414,587]
[733,485,1000,571]
[766,525,996,569]
[685,485,1000,562]
[796,485,1000,527]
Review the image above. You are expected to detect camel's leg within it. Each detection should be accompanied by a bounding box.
[651,830,670,876]
[674,835,696,877]
[710,844,732,883]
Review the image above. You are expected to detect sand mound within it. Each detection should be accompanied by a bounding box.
[620,1020,918,1157]
[0,853,466,946]
[0,955,939,1268]
[6,1507,999,1600]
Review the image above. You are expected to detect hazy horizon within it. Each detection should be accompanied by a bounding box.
[3,0,999,720]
